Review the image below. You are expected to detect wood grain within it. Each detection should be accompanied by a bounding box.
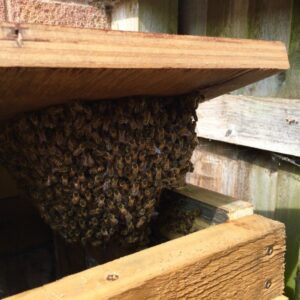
[0,22,288,119]
[187,139,300,297]
[173,184,253,223]
[7,215,285,300]
[178,0,294,98]
[112,0,178,33]
[196,94,300,157]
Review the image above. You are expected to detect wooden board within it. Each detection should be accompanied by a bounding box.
[112,0,178,34]
[7,215,285,300]
[178,0,295,99]
[0,23,288,120]
[167,184,253,223]
[187,139,300,299]
[155,184,253,240]
[196,94,300,157]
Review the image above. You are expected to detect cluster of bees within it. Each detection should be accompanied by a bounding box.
[0,95,200,246]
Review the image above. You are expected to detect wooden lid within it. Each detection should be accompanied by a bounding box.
[0,23,289,119]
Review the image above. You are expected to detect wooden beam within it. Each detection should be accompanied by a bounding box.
[156,184,253,240]
[196,94,300,157]
[0,23,288,120]
[7,215,285,300]
[166,184,253,224]
[112,0,178,33]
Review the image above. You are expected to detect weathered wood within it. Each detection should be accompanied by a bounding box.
[156,184,253,240]
[7,215,285,300]
[187,139,300,298]
[169,184,253,223]
[111,0,139,31]
[179,0,207,35]
[112,0,178,33]
[179,0,295,98]
[0,23,288,120]
[280,0,300,99]
[196,94,300,157]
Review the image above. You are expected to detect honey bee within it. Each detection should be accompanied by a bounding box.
[128,195,135,207]
[136,216,146,229]
[85,191,92,202]
[71,192,80,205]
[61,174,68,186]
[96,195,105,207]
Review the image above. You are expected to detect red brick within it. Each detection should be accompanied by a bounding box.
[0,0,5,22]
[6,0,110,29]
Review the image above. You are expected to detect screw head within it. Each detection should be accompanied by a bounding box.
[266,245,273,255]
[106,273,119,281]
[264,279,272,289]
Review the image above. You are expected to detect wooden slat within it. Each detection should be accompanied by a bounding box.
[196,94,300,157]
[7,215,285,300]
[0,23,288,119]
[156,184,253,240]
[168,184,253,223]
[178,0,294,98]
[187,139,300,297]
[112,0,178,34]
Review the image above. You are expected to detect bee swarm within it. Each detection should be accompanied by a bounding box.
[0,95,199,246]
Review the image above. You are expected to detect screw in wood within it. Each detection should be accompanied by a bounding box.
[106,273,119,281]
[264,279,272,289]
[266,245,273,255]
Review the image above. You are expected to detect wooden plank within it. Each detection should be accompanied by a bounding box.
[169,184,253,223]
[245,0,293,97]
[0,23,288,119]
[179,0,208,36]
[111,0,139,31]
[7,215,285,300]
[139,0,178,34]
[187,139,300,299]
[196,94,300,157]
[280,0,300,99]
[112,0,178,33]
[179,0,295,98]
[156,184,253,240]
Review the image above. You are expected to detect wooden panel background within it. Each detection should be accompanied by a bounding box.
[0,0,298,298]
[178,1,300,299]
[179,0,298,99]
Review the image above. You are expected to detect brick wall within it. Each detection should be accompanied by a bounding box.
[1,0,111,29]
[0,0,5,22]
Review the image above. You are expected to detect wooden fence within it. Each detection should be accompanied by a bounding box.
[0,0,298,298]
[112,1,299,298]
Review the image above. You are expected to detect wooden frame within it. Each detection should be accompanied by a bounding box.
[8,213,285,300]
